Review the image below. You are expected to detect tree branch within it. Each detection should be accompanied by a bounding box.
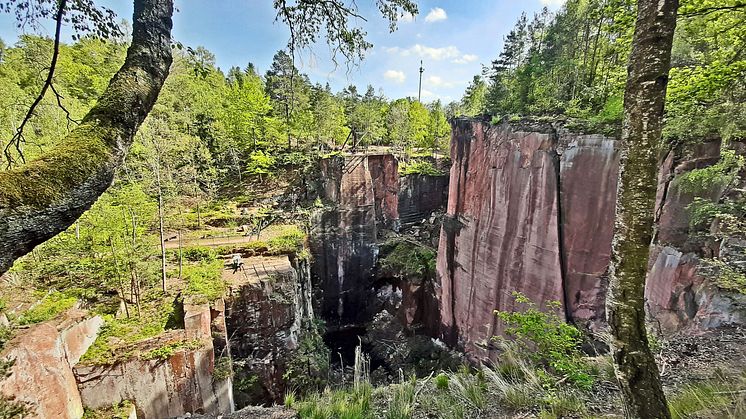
[3,0,67,168]
[0,0,174,275]
[680,2,746,18]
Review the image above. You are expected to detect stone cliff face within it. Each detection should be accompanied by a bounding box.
[225,255,314,406]
[646,139,746,332]
[0,310,102,419]
[436,119,619,358]
[310,154,448,328]
[74,303,234,419]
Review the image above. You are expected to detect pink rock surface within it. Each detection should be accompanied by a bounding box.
[437,120,566,358]
[646,246,746,333]
[74,330,233,419]
[558,133,619,328]
[0,310,102,419]
[436,120,620,358]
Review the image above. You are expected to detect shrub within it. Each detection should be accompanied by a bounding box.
[18,292,77,325]
[400,160,445,176]
[381,241,436,279]
[495,292,593,389]
[435,373,449,390]
[182,246,217,262]
[213,356,233,380]
[141,339,202,361]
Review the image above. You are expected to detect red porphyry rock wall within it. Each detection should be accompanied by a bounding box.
[0,310,103,419]
[436,119,620,359]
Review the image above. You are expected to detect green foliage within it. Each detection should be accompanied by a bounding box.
[181,246,217,262]
[0,327,13,352]
[183,260,225,304]
[82,401,135,419]
[399,160,445,177]
[387,377,417,419]
[495,292,593,389]
[17,292,77,326]
[140,339,202,361]
[283,320,330,393]
[703,259,746,294]
[667,380,744,419]
[80,296,179,365]
[678,150,744,195]
[245,150,276,179]
[380,241,436,279]
[213,356,233,381]
[295,384,372,419]
[434,373,449,390]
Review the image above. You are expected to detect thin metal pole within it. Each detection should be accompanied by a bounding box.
[418,60,424,102]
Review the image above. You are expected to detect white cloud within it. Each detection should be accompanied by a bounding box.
[451,54,479,64]
[384,70,406,84]
[425,7,448,23]
[426,76,456,88]
[400,12,414,23]
[384,44,461,61]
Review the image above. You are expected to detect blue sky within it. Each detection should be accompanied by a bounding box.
[0,0,564,103]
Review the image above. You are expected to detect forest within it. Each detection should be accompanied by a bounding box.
[0,0,745,418]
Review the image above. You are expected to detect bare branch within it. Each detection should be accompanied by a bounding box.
[3,0,67,168]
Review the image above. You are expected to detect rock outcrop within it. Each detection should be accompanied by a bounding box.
[436,119,619,358]
[310,154,448,328]
[0,310,102,419]
[646,139,746,333]
[225,255,314,406]
[74,303,234,419]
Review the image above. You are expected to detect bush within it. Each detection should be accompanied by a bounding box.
[181,246,217,262]
[141,339,202,361]
[435,373,449,390]
[17,292,77,325]
[381,241,436,279]
[495,292,593,389]
[400,160,445,176]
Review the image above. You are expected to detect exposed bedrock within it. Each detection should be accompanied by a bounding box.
[74,303,234,419]
[309,154,448,328]
[646,138,746,333]
[436,118,619,358]
[0,310,102,419]
[224,255,314,407]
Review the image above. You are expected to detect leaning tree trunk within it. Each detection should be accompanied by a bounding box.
[606,0,678,418]
[0,0,174,275]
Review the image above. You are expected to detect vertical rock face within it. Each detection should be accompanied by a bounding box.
[310,154,399,325]
[310,153,450,329]
[398,174,449,227]
[0,311,102,419]
[436,119,619,358]
[646,139,746,333]
[558,133,619,327]
[225,255,313,406]
[74,304,234,419]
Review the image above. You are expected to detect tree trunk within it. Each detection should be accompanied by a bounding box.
[157,164,167,294]
[606,1,678,418]
[0,0,174,275]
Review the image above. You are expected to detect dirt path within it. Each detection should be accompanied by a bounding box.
[164,224,297,249]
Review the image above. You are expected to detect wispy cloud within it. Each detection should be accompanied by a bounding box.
[424,7,448,23]
[451,54,478,64]
[383,44,461,61]
[426,75,457,88]
[384,70,406,83]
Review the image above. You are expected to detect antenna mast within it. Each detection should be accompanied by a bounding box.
[418,60,424,102]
